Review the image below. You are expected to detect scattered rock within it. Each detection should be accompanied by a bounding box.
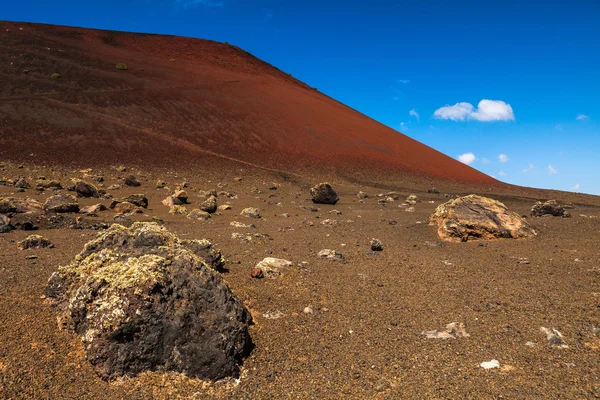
[107,184,121,191]
[422,322,469,339]
[0,214,13,233]
[14,178,30,189]
[480,360,500,370]
[74,181,99,198]
[540,327,569,348]
[0,198,17,214]
[18,234,54,249]
[218,204,231,211]
[200,195,218,214]
[161,195,182,207]
[79,204,107,215]
[531,200,567,217]
[310,183,339,205]
[317,249,344,261]
[124,175,141,187]
[429,195,537,242]
[253,257,292,278]
[44,222,251,381]
[230,221,252,228]
[303,306,314,314]
[405,206,415,213]
[240,207,261,218]
[155,180,166,189]
[36,179,62,189]
[121,194,148,208]
[173,190,188,204]
[428,188,440,194]
[370,238,383,251]
[250,267,264,279]
[113,201,143,215]
[357,191,368,199]
[187,209,211,220]
[44,194,80,213]
[386,192,400,201]
[169,205,188,215]
[405,194,419,205]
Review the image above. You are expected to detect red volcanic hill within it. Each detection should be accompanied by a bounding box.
[0,21,495,185]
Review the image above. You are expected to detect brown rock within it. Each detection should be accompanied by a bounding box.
[113,201,143,215]
[200,195,218,214]
[429,195,536,242]
[531,200,567,217]
[122,194,148,208]
[74,180,99,198]
[310,182,339,205]
[44,194,79,213]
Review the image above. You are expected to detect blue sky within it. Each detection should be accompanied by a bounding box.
[4,0,600,194]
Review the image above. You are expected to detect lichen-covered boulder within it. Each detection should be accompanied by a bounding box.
[44,222,250,381]
[44,194,80,213]
[429,194,536,242]
[531,200,567,217]
[200,195,218,214]
[18,234,54,249]
[75,181,99,198]
[310,183,339,205]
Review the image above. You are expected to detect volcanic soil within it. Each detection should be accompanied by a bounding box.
[0,160,599,399]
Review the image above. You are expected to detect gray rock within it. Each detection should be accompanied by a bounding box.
[18,234,54,249]
[200,195,218,214]
[317,249,344,261]
[44,194,80,213]
[310,182,339,205]
[44,222,251,381]
[187,209,211,220]
[253,257,292,278]
[540,327,569,348]
[124,175,141,187]
[370,238,383,251]
[14,178,30,189]
[531,200,567,217]
[0,214,13,233]
[75,181,99,198]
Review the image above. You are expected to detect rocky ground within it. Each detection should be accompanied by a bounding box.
[0,161,599,399]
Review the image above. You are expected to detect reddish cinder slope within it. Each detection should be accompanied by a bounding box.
[0,21,495,185]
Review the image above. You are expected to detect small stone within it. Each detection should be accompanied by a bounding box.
[406,194,419,205]
[44,194,79,213]
[79,204,107,215]
[317,249,343,261]
[107,184,121,191]
[200,195,218,214]
[303,306,314,314]
[14,178,30,189]
[74,181,99,198]
[187,209,211,220]
[357,191,368,199]
[113,201,143,215]
[0,214,13,233]
[162,195,182,207]
[253,257,292,278]
[218,204,231,211]
[540,327,569,348]
[480,359,500,370]
[173,190,188,204]
[155,180,167,188]
[121,194,148,208]
[169,205,188,215]
[428,188,440,194]
[370,238,383,251]
[124,175,141,187]
[250,267,264,279]
[310,183,339,205]
[240,207,261,218]
[422,322,469,339]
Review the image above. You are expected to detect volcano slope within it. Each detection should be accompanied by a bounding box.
[1,22,600,399]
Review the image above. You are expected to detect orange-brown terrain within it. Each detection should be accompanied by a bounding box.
[1,21,600,399]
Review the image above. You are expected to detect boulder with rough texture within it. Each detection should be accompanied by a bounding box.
[310,183,339,205]
[240,207,260,218]
[14,178,30,189]
[113,201,143,215]
[187,209,211,220]
[80,204,107,215]
[124,175,141,187]
[0,214,13,233]
[531,200,567,217]
[18,234,54,249]
[0,198,17,214]
[121,194,148,208]
[36,179,62,189]
[429,194,536,242]
[44,222,250,381]
[200,195,218,214]
[75,181,99,198]
[169,205,187,215]
[253,258,292,279]
[44,194,80,213]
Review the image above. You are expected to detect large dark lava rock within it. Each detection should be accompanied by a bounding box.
[45,222,251,381]
[310,182,339,205]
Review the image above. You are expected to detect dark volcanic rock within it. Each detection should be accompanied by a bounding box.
[429,194,537,242]
[75,181,99,198]
[18,234,54,249]
[0,198,18,214]
[124,175,141,187]
[14,178,30,189]
[44,194,80,213]
[45,222,251,381]
[121,194,148,208]
[531,200,567,217]
[310,183,339,205]
[200,195,218,214]
[0,214,13,233]
[370,238,383,251]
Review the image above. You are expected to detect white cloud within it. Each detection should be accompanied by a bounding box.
[498,170,507,176]
[433,99,515,122]
[457,152,476,165]
[397,79,410,84]
[400,122,406,129]
[576,114,590,121]
[498,153,509,163]
[409,109,419,121]
[480,158,490,164]
[570,183,581,191]
[176,0,224,8]
[547,165,558,175]
[522,163,534,173]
